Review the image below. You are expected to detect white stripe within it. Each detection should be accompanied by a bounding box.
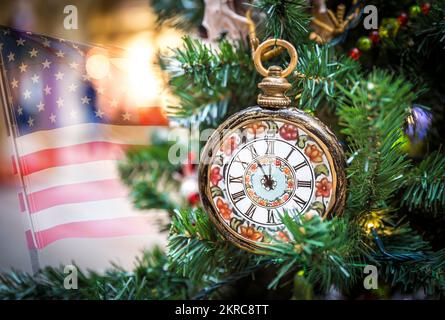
[24,160,120,193]
[16,123,153,155]
[30,197,140,231]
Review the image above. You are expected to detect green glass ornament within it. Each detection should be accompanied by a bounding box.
[380,18,400,38]
[409,5,421,17]
[357,36,372,51]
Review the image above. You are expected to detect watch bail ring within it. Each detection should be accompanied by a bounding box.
[253,39,298,78]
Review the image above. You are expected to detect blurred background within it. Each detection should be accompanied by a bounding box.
[0,0,184,272]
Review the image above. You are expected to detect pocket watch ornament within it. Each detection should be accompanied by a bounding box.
[198,39,346,252]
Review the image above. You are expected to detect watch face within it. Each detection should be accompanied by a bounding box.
[200,110,344,250]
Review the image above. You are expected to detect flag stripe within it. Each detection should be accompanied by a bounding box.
[11,155,18,175]
[18,192,26,212]
[25,230,36,249]
[16,123,152,155]
[29,197,136,231]
[19,141,128,176]
[33,216,154,249]
[27,178,127,213]
[138,107,169,126]
[25,160,121,193]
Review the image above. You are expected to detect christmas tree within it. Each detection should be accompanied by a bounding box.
[1,0,444,300]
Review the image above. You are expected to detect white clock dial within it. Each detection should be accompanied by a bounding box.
[225,138,314,227]
[205,118,338,246]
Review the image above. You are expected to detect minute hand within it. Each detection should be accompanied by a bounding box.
[256,160,271,183]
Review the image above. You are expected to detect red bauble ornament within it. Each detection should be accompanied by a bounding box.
[397,12,408,26]
[188,193,200,206]
[349,48,361,61]
[422,3,431,15]
[369,30,380,44]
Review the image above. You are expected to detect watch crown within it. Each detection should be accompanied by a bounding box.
[257,66,292,108]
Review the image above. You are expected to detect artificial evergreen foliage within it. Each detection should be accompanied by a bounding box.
[1,0,444,299]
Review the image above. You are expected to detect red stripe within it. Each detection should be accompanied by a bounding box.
[27,179,127,213]
[33,216,153,249]
[19,141,129,176]
[138,107,169,126]
[18,192,26,212]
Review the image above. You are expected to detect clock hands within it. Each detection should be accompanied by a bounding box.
[255,159,272,188]
[255,158,276,191]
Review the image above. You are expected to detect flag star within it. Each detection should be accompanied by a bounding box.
[17,106,23,116]
[19,63,28,73]
[97,87,105,95]
[44,85,52,95]
[16,38,25,46]
[41,59,52,69]
[68,83,78,92]
[56,50,65,58]
[56,97,64,108]
[72,44,79,49]
[81,74,90,81]
[49,113,56,123]
[70,110,78,118]
[54,71,64,80]
[59,38,66,43]
[122,112,132,121]
[31,74,40,84]
[3,29,10,35]
[23,89,31,99]
[29,48,38,58]
[36,101,45,112]
[11,78,19,88]
[95,109,104,118]
[42,38,51,48]
[27,117,35,127]
[109,99,118,108]
[69,61,79,69]
[7,52,15,61]
[81,96,91,105]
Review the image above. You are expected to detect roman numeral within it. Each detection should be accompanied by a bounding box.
[285,149,294,161]
[234,156,248,169]
[267,209,276,224]
[293,161,307,172]
[297,180,312,188]
[266,140,275,155]
[229,175,243,184]
[292,195,307,210]
[247,145,258,159]
[231,190,246,203]
[245,204,256,218]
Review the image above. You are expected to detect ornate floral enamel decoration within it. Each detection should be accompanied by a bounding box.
[198,39,346,252]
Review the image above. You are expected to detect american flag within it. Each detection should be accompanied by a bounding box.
[0,26,168,264]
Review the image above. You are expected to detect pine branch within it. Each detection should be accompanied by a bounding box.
[402,150,445,214]
[336,70,416,217]
[161,36,258,128]
[291,44,360,110]
[168,208,257,283]
[151,0,204,30]
[0,248,190,300]
[376,225,445,295]
[335,71,445,293]
[259,212,364,292]
[253,0,311,45]
[119,140,180,213]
